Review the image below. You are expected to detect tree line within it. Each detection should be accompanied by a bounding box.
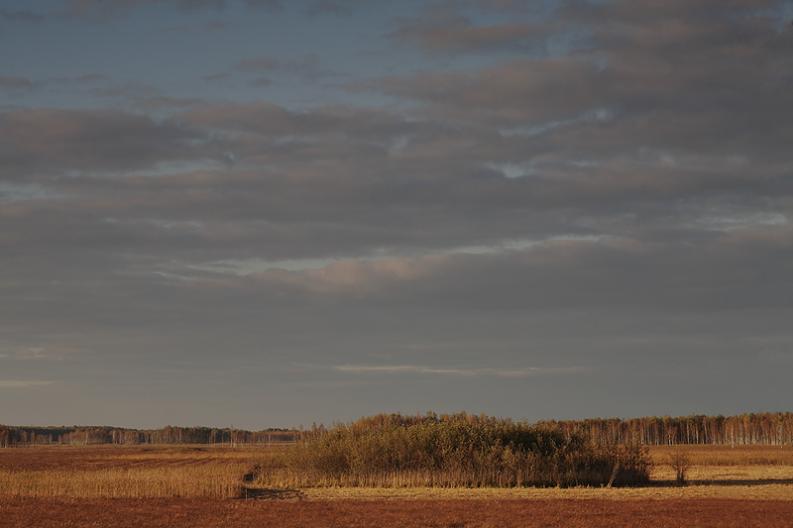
[542,412,793,446]
[3,412,793,448]
[0,425,298,447]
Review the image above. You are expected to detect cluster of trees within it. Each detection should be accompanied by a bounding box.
[4,412,793,448]
[262,413,650,488]
[542,412,793,446]
[0,425,298,447]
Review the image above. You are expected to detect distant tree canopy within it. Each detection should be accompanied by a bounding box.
[541,412,793,446]
[2,412,792,448]
[0,425,298,447]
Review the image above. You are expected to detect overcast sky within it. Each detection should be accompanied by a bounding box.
[1,0,792,429]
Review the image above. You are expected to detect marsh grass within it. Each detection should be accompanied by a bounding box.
[255,413,651,488]
[4,438,793,499]
[0,463,248,498]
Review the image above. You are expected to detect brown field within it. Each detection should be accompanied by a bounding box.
[5,498,793,528]
[2,444,793,526]
[650,444,793,466]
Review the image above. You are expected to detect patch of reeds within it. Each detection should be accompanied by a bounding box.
[0,462,247,498]
[256,413,650,488]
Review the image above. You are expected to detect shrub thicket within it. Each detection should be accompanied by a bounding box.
[259,413,650,488]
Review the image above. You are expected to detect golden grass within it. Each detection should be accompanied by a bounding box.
[255,467,546,489]
[300,483,793,501]
[650,464,793,482]
[3,444,793,500]
[105,447,281,465]
[256,465,793,492]
[0,463,248,499]
[649,445,793,466]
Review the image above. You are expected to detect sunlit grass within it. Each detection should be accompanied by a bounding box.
[2,443,793,500]
[0,463,248,499]
[649,445,793,466]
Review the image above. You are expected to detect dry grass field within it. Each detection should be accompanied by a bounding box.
[2,444,793,526]
[650,444,793,466]
[0,445,277,499]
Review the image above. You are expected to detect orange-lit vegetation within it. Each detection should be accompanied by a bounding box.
[0,445,266,498]
[541,413,793,445]
[0,425,297,447]
[0,464,247,499]
[5,412,793,448]
[5,447,793,502]
[256,413,650,488]
[650,444,793,466]
[3,414,793,504]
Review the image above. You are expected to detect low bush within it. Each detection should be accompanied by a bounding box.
[670,448,691,486]
[258,413,650,488]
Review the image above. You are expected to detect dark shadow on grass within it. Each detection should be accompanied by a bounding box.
[648,478,793,487]
[240,464,305,500]
[241,487,305,500]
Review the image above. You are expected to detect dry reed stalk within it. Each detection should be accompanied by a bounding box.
[0,462,248,499]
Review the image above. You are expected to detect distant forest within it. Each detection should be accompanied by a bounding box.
[2,412,793,447]
[540,412,793,446]
[0,425,298,447]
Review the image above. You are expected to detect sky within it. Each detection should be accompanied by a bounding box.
[1,0,792,429]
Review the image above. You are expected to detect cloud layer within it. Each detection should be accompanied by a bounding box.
[1,0,792,427]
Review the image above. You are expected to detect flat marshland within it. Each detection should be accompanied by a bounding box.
[2,443,793,527]
[650,444,793,466]
[0,445,280,499]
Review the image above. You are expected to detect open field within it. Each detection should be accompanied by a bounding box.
[2,444,793,526]
[4,498,793,528]
[650,444,793,466]
[0,444,278,471]
[0,445,276,499]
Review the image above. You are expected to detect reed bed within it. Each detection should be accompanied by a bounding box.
[256,413,651,488]
[5,437,793,500]
[0,462,248,498]
[258,463,638,489]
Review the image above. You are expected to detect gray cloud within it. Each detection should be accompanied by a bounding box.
[236,54,339,81]
[2,0,793,425]
[63,0,227,17]
[391,11,554,54]
[0,8,45,23]
[0,380,53,389]
[331,364,587,377]
[57,0,291,18]
[249,76,272,87]
[367,1,793,133]
[93,81,160,99]
[304,0,365,17]
[354,58,610,124]
[244,0,282,11]
[0,74,108,97]
[0,75,34,94]
[0,108,209,179]
[203,72,231,82]
[15,0,287,22]
[46,73,109,84]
